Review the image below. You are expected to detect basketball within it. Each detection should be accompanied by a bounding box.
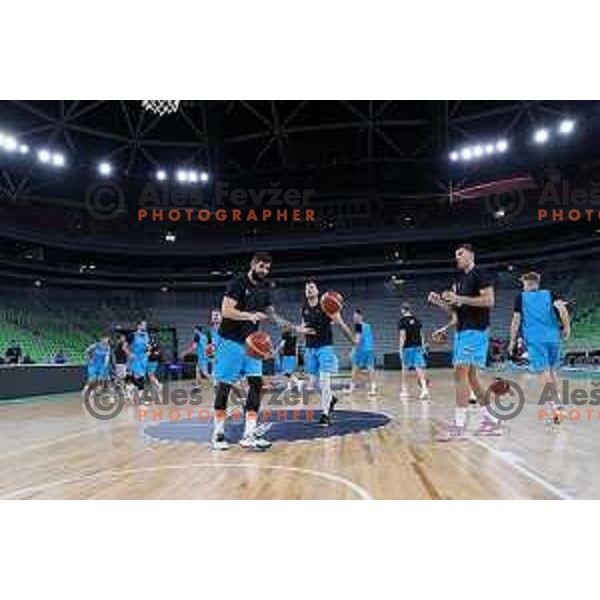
[430,329,449,344]
[320,290,343,316]
[245,331,273,359]
[489,377,510,396]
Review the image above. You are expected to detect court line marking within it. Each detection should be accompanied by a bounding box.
[468,436,574,500]
[0,463,373,500]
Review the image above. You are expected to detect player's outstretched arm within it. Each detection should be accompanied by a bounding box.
[222,296,266,323]
[264,305,315,335]
[330,312,356,344]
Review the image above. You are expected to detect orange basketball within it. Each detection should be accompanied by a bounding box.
[245,331,273,359]
[320,291,343,317]
[489,377,510,396]
[430,329,449,344]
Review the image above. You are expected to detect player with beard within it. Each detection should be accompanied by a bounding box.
[428,244,500,440]
[212,253,312,450]
[302,280,355,427]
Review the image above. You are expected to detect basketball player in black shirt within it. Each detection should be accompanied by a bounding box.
[428,243,499,440]
[212,252,312,450]
[398,303,430,399]
[302,280,355,426]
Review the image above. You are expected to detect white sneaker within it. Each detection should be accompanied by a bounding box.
[368,387,377,396]
[419,388,430,400]
[212,435,231,451]
[254,422,273,438]
[239,435,272,450]
[400,388,409,398]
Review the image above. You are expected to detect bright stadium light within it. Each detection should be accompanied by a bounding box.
[559,119,575,135]
[52,153,65,167]
[38,149,51,163]
[534,128,550,144]
[485,143,495,155]
[188,170,198,183]
[98,162,112,176]
[449,151,459,162]
[496,139,508,153]
[3,136,17,152]
[19,144,29,154]
[473,145,484,158]
[176,169,188,183]
[200,171,209,182]
[461,147,472,161]
[156,169,167,181]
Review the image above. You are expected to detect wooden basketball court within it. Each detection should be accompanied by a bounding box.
[1,369,596,500]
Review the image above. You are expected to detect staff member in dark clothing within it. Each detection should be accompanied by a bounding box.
[5,340,22,365]
[113,333,129,383]
[277,326,301,392]
[428,243,499,441]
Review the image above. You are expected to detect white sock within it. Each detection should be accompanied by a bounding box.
[243,413,257,438]
[319,372,332,416]
[213,414,225,440]
[455,407,468,427]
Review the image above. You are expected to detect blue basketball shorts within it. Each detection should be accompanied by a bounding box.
[401,347,426,370]
[352,348,375,369]
[453,329,489,369]
[304,345,338,376]
[527,340,561,373]
[280,355,297,374]
[214,337,262,384]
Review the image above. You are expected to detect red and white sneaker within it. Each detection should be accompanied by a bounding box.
[476,418,503,436]
[435,422,467,442]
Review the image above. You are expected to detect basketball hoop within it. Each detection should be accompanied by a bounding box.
[141,100,180,116]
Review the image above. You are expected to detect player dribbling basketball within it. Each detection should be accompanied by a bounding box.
[211,252,311,450]
[301,280,355,426]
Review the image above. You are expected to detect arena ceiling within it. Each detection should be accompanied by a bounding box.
[1,100,598,202]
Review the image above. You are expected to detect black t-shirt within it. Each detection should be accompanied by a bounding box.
[398,315,422,348]
[218,274,272,343]
[281,331,297,356]
[114,341,128,364]
[302,302,333,348]
[453,267,493,332]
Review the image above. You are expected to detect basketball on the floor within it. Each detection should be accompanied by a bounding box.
[245,331,273,359]
[489,377,510,396]
[320,290,343,316]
